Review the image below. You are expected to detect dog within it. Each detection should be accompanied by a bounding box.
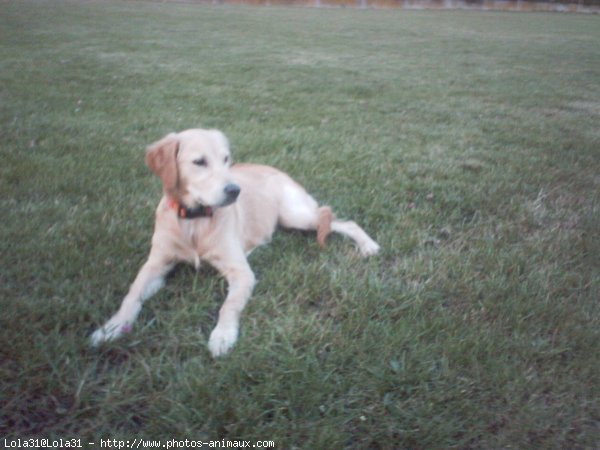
[90,129,380,357]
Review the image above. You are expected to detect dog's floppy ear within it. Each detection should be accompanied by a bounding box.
[145,133,179,197]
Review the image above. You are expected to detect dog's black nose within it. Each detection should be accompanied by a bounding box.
[224,183,241,201]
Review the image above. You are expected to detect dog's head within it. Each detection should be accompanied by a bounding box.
[145,129,240,210]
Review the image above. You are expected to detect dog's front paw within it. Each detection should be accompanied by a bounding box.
[208,324,239,357]
[90,319,132,347]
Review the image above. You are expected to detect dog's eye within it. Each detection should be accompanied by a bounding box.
[224,156,230,164]
[193,158,207,167]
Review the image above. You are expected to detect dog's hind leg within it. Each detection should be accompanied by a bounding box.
[90,255,173,346]
[278,181,379,256]
[330,219,380,256]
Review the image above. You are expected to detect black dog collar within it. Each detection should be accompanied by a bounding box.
[168,198,213,219]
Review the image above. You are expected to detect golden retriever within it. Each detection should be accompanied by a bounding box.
[91,129,379,356]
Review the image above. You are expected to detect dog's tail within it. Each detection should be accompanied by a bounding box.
[317,206,334,248]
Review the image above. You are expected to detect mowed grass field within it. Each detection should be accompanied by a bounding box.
[1,1,599,448]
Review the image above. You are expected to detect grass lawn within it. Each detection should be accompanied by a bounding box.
[1,1,599,448]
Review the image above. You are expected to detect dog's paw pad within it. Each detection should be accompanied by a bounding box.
[121,323,133,334]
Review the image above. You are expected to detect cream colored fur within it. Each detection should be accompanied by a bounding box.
[91,129,379,357]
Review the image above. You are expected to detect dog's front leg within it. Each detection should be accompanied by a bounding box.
[208,259,256,357]
[90,256,173,346]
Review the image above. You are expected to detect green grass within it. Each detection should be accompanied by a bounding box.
[1,1,599,448]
